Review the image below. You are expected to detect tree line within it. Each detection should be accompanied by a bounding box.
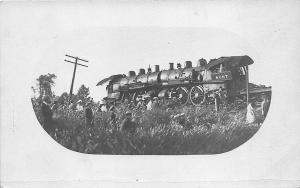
[31,73,93,107]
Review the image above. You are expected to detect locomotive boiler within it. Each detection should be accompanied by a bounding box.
[97,55,271,106]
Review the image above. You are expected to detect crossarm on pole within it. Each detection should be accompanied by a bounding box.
[64,59,88,67]
[65,54,89,63]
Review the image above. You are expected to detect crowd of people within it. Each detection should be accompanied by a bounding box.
[39,92,270,133]
[34,95,175,153]
[34,91,270,153]
[38,94,190,133]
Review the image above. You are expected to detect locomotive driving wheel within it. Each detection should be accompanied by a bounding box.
[189,86,206,106]
[176,87,189,105]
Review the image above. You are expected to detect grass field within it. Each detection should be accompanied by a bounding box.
[32,99,264,155]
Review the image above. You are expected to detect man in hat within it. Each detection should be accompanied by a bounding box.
[136,96,143,109]
[51,97,60,112]
[168,97,178,109]
[120,111,137,134]
[146,97,153,111]
[261,95,270,118]
[139,97,147,110]
[152,97,159,109]
[51,97,63,121]
[85,102,94,128]
[98,100,107,112]
[218,87,228,106]
[123,98,129,106]
[76,100,84,111]
[109,105,117,123]
[69,100,77,111]
[41,95,55,134]
[128,100,136,110]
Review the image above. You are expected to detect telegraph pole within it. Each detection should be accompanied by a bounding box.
[64,54,89,99]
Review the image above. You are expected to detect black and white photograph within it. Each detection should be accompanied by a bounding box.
[1,1,300,187]
[31,27,272,155]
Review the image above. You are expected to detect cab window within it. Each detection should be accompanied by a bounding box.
[212,63,227,73]
[238,66,247,76]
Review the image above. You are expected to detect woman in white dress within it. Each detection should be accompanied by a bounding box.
[246,102,256,123]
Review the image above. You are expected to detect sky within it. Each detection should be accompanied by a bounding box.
[32,27,271,101]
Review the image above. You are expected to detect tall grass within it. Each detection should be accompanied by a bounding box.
[32,99,263,155]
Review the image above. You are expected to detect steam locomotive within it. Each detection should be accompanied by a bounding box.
[97,55,271,106]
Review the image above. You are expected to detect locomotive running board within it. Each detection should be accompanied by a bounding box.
[240,87,272,95]
[128,83,152,90]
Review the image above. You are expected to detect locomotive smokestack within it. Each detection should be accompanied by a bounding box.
[139,68,146,75]
[185,61,192,68]
[147,65,152,73]
[197,58,207,67]
[177,63,182,69]
[128,71,136,77]
[169,62,174,70]
[155,65,160,72]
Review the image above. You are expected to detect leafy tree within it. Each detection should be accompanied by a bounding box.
[59,92,69,105]
[76,84,91,106]
[36,73,57,98]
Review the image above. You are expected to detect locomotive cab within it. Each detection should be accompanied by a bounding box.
[220,56,253,96]
[227,66,248,96]
[203,55,253,97]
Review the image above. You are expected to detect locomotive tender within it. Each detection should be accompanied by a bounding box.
[97,55,270,106]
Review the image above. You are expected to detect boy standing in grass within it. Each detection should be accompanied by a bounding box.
[121,111,137,134]
[85,102,94,128]
[152,97,159,109]
[146,97,153,111]
[109,105,117,124]
[41,96,55,135]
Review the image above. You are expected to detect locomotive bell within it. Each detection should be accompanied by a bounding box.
[155,65,160,72]
[185,61,193,68]
[169,62,174,70]
[139,68,146,75]
[128,71,136,77]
